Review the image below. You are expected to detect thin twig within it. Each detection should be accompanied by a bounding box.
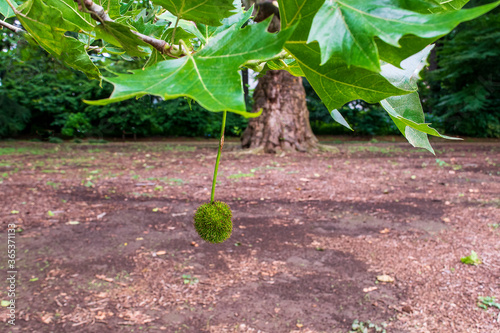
[1,0,24,34]
[170,16,180,45]
[75,0,173,55]
[0,20,23,33]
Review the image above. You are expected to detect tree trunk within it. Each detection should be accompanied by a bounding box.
[241,70,318,153]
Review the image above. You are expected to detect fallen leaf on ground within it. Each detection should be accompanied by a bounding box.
[95,275,127,286]
[363,286,378,292]
[377,274,395,283]
[379,228,390,234]
[40,313,53,324]
[461,251,482,265]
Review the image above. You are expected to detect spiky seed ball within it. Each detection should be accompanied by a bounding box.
[194,201,232,243]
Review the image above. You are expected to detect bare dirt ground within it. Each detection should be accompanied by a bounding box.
[0,137,499,333]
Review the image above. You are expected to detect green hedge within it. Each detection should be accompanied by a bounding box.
[0,36,247,139]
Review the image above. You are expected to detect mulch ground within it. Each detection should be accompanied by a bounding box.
[0,137,499,333]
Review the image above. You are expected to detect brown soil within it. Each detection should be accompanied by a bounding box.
[0,138,499,333]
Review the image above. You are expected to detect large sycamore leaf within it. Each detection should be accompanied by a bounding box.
[14,0,100,80]
[87,19,294,117]
[278,0,410,128]
[152,0,236,26]
[307,0,500,72]
[380,45,458,153]
[279,0,324,41]
[21,0,81,31]
[44,0,94,31]
[288,42,410,111]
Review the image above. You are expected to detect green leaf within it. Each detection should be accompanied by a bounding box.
[381,44,433,91]
[86,19,294,117]
[152,0,236,26]
[375,35,436,70]
[21,0,81,31]
[379,45,458,153]
[0,0,17,18]
[102,0,121,19]
[381,92,459,141]
[15,0,101,80]
[428,0,469,13]
[129,16,168,38]
[261,58,304,77]
[384,94,435,154]
[478,296,500,310]
[330,109,352,130]
[43,0,95,31]
[279,0,411,126]
[120,0,134,15]
[461,250,482,265]
[193,2,253,43]
[95,21,150,57]
[279,0,324,41]
[287,41,411,112]
[307,0,500,72]
[158,11,206,42]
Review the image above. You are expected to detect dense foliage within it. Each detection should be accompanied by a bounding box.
[420,1,500,137]
[1,0,499,149]
[0,38,247,138]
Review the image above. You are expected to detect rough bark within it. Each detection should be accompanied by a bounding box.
[241,70,318,153]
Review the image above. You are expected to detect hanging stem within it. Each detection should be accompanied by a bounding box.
[170,16,180,46]
[210,111,227,203]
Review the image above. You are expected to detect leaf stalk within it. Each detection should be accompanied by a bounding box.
[210,111,227,203]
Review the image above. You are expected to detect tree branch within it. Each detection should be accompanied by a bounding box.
[75,0,173,55]
[0,20,24,34]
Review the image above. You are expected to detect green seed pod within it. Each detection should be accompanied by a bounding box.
[194,201,232,243]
